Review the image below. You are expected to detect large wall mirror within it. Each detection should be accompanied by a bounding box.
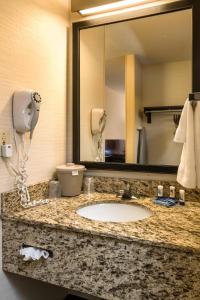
[73,0,200,173]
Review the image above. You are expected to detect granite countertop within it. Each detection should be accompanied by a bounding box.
[2,193,200,253]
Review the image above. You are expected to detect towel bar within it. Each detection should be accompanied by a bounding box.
[189,92,200,101]
[189,92,200,110]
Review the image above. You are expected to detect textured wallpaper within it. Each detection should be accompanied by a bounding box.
[0,0,69,194]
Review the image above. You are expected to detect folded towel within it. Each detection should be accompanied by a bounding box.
[154,197,177,207]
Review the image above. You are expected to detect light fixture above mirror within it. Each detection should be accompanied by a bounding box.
[79,0,155,16]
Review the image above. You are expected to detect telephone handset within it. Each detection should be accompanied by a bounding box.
[12,90,41,138]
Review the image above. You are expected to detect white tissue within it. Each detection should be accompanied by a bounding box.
[19,247,49,261]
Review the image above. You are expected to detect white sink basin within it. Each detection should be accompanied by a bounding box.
[76,202,152,222]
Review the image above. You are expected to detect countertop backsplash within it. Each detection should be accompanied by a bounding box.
[1,176,200,215]
[92,176,200,202]
[1,181,49,215]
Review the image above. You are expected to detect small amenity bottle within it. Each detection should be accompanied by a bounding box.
[179,189,185,205]
[169,186,175,199]
[157,185,163,198]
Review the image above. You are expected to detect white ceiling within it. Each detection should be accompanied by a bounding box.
[105,8,192,64]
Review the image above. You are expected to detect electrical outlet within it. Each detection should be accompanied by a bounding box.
[0,131,11,146]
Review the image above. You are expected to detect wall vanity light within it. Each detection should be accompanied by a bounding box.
[79,0,155,16]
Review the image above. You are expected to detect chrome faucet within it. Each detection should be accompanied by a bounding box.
[117,182,137,200]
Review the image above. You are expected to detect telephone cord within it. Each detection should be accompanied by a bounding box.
[4,130,32,207]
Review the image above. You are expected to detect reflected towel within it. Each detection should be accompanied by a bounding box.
[137,127,148,164]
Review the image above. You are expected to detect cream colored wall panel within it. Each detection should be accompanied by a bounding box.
[0,0,69,192]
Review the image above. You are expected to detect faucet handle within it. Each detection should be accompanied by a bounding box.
[122,182,138,200]
[116,189,124,198]
[125,183,130,190]
[122,190,132,199]
[122,183,132,199]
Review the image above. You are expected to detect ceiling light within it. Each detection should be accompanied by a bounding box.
[79,0,153,16]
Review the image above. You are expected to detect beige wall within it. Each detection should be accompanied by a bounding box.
[0,0,69,192]
[80,26,105,161]
[105,56,125,140]
[142,60,191,106]
[0,0,69,299]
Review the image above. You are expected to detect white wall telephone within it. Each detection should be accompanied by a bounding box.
[12,90,42,138]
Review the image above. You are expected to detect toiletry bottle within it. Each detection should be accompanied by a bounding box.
[179,189,185,205]
[169,186,175,199]
[157,185,163,198]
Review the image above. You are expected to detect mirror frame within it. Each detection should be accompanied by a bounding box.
[73,0,200,174]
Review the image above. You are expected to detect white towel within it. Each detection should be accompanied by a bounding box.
[174,99,196,188]
[19,247,49,261]
[194,101,200,188]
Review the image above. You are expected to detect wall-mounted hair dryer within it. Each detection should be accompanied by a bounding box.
[12,90,42,138]
[3,90,44,208]
[91,108,106,136]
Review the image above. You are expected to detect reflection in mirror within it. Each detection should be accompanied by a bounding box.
[80,9,192,166]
